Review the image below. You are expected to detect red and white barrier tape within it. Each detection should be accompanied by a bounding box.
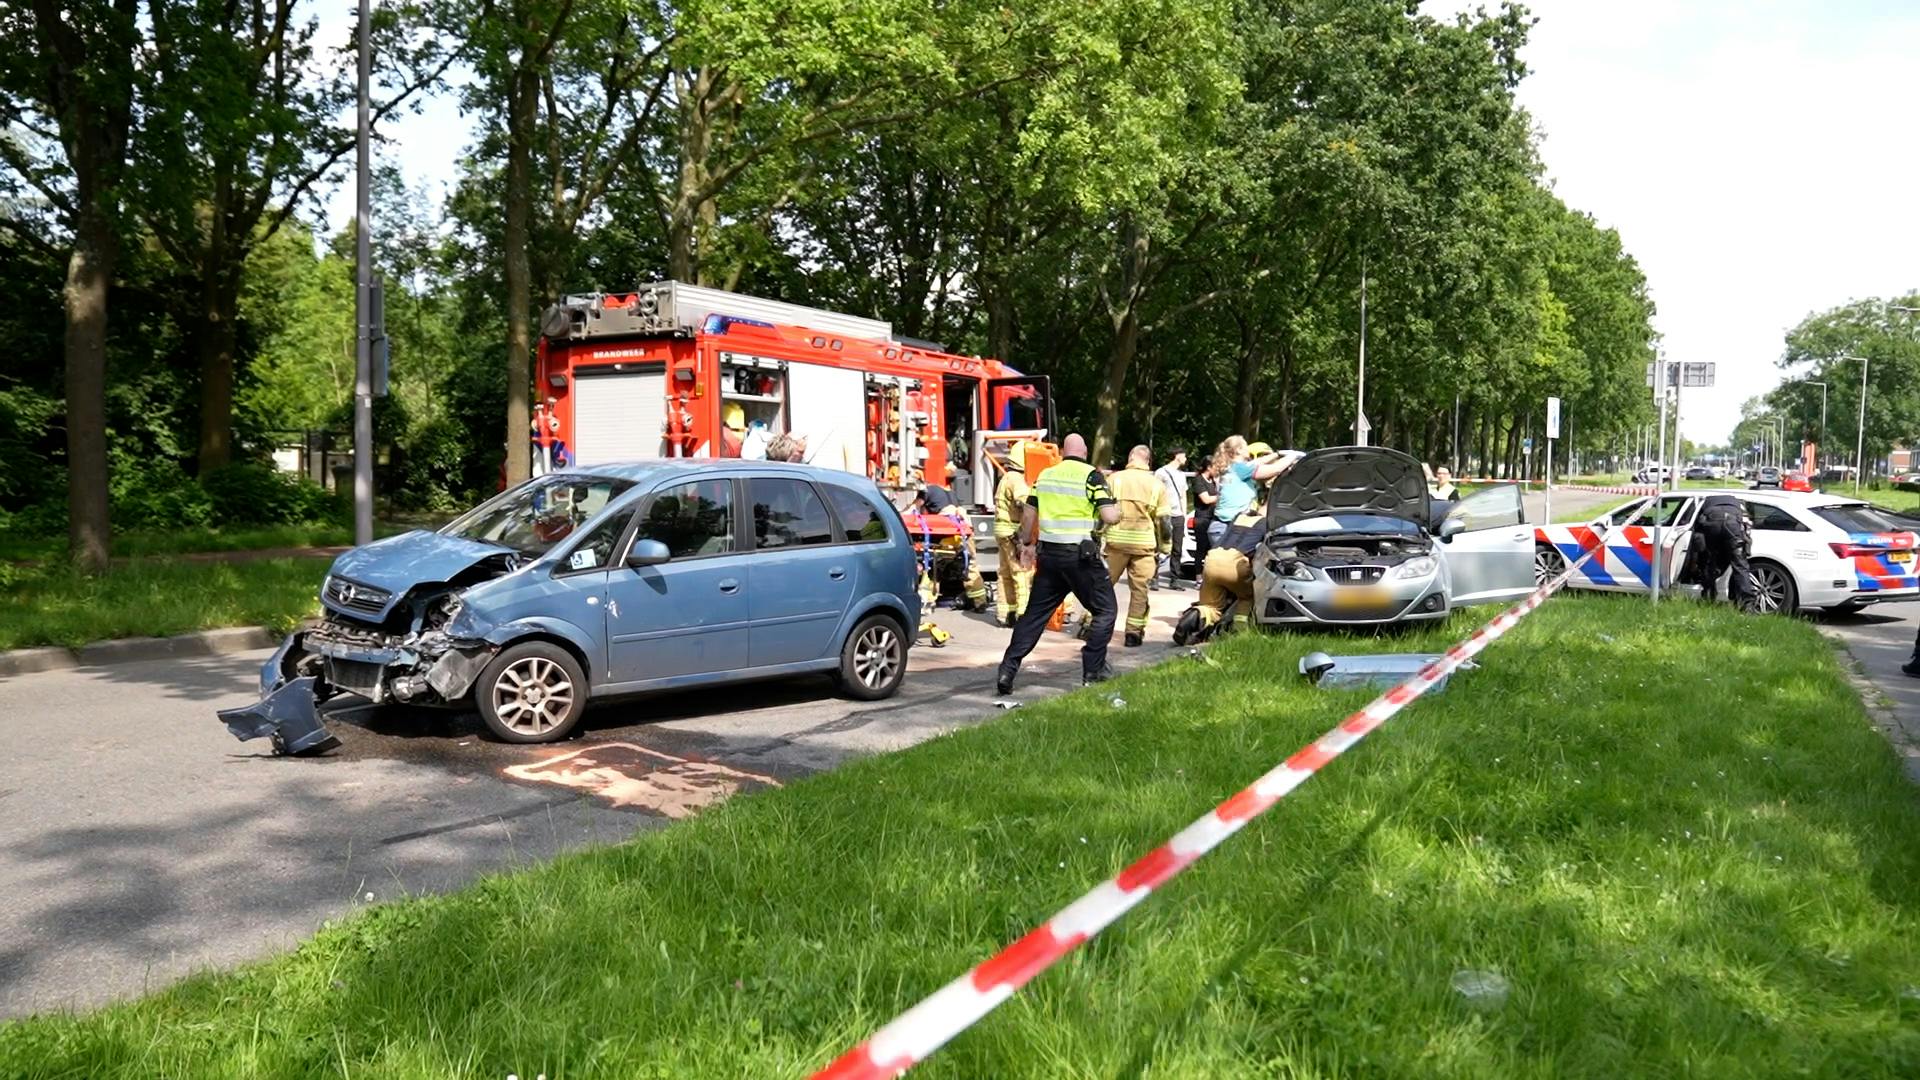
[813,542,1606,1080]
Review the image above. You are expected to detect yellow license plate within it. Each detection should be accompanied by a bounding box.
[1331,587,1389,609]
[1892,551,1913,566]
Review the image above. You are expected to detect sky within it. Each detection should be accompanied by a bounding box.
[324,2,1920,444]
[1429,0,1920,442]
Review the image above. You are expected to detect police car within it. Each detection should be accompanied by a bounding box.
[1533,489,1920,614]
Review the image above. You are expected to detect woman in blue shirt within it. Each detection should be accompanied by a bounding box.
[1206,437,1298,544]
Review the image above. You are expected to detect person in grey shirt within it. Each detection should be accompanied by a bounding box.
[1153,447,1190,589]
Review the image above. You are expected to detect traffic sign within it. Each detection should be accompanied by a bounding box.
[1545,397,1561,440]
[1645,361,1716,388]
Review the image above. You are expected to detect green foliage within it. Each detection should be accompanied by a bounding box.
[198,463,342,527]
[2,0,1664,541]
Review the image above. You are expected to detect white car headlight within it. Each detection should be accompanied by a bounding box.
[1390,556,1438,580]
[1286,562,1316,581]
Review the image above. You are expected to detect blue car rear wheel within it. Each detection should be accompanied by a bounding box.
[837,613,906,701]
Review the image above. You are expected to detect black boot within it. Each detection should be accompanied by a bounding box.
[995,662,1017,696]
[1124,631,1144,648]
[1083,664,1116,687]
[1903,656,1920,678]
[1172,607,1202,646]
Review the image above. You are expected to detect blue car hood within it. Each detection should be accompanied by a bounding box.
[323,530,518,620]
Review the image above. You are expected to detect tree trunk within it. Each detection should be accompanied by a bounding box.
[667,66,719,284]
[1232,314,1260,436]
[64,207,116,572]
[195,272,240,471]
[35,0,137,573]
[1094,304,1139,465]
[1093,220,1149,464]
[502,60,538,486]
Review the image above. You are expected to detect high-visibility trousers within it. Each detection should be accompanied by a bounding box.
[1105,545,1157,634]
[1197,548,1254,627]
[994,529,1032,621]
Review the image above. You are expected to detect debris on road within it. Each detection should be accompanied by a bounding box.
[216,676,340,755]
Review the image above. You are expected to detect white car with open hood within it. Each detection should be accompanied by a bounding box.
[1252,447,1536,627]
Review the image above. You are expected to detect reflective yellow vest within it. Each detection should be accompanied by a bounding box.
[1033,459,1108,545]
[1105,463,1164,553]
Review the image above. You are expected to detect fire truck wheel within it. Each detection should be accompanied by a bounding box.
[836,613,907,701]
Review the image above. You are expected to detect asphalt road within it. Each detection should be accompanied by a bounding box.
[1525,486,1630,524]
[1821,604,1920,784]
[0,587,1197,1018]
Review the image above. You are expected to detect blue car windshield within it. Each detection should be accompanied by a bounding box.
[441,475,637,557]
[1277,513,1420,535]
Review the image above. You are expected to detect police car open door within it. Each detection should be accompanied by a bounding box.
[1440,484,1536,606]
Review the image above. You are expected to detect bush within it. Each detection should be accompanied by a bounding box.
[110,457,215,531]
[200,463,341,527]
[389,417,470,513]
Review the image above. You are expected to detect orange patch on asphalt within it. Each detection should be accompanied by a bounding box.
[504,741,780,818]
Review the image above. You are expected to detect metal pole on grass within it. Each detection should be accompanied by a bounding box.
[352,0,373,547]
[1652,359,1667,605]
[1355,256,1368,447]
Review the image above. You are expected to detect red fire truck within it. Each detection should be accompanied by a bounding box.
[532,281,1055,569]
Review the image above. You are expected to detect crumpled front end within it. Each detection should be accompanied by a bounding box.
[216,555,519,755]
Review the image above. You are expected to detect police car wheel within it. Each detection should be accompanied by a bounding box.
[1534,544,1566,587]
[1747,560,1797,616]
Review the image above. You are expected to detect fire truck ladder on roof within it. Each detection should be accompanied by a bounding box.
[540,281,894,344]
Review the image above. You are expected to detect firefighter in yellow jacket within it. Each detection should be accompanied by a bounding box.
[1102,444,1169,647]
[992,441,1035,627]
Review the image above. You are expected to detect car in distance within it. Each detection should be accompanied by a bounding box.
[1782,471,1814,493]
[1533,489,1919,615]
[1252,447,1535,629]
[1752,466,1783,488]
[1684,465,1712,481]
[222,462,920,751]
[1633,463,1674,484]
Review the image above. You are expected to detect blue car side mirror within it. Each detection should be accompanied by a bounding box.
[626,539,671,567]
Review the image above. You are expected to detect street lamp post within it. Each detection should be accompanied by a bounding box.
[1834,355,1870,492]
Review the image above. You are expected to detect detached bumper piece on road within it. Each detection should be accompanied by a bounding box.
[216,676,341,756]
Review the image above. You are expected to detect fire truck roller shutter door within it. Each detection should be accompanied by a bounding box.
[572,367,667,465]
[786,362,868,476]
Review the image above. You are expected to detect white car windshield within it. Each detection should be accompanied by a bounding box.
[441,475,637,557]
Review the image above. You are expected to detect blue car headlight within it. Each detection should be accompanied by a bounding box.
[1390,556,1438,580]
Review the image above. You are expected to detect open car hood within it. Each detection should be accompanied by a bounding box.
[1266,447,1432,532]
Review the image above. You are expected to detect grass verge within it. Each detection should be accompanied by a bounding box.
[0,557,326,650]
[4,596,1919,1077]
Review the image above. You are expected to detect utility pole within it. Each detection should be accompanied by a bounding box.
[1355,256,1368,447]
[1832,355,1870,493]
[352,0,373,547]
[1652,358,1668,605]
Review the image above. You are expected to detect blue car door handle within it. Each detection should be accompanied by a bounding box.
[828,566,847,581]
[718,578,740,594]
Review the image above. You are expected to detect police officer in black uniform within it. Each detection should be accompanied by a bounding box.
[1694,494,1756,609]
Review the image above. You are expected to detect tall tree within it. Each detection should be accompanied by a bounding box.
[0,0,140,570]
[140,0,446,473]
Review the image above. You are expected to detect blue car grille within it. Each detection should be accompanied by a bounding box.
[324,576,392,615]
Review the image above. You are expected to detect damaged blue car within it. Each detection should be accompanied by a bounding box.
[221,461,921,753]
